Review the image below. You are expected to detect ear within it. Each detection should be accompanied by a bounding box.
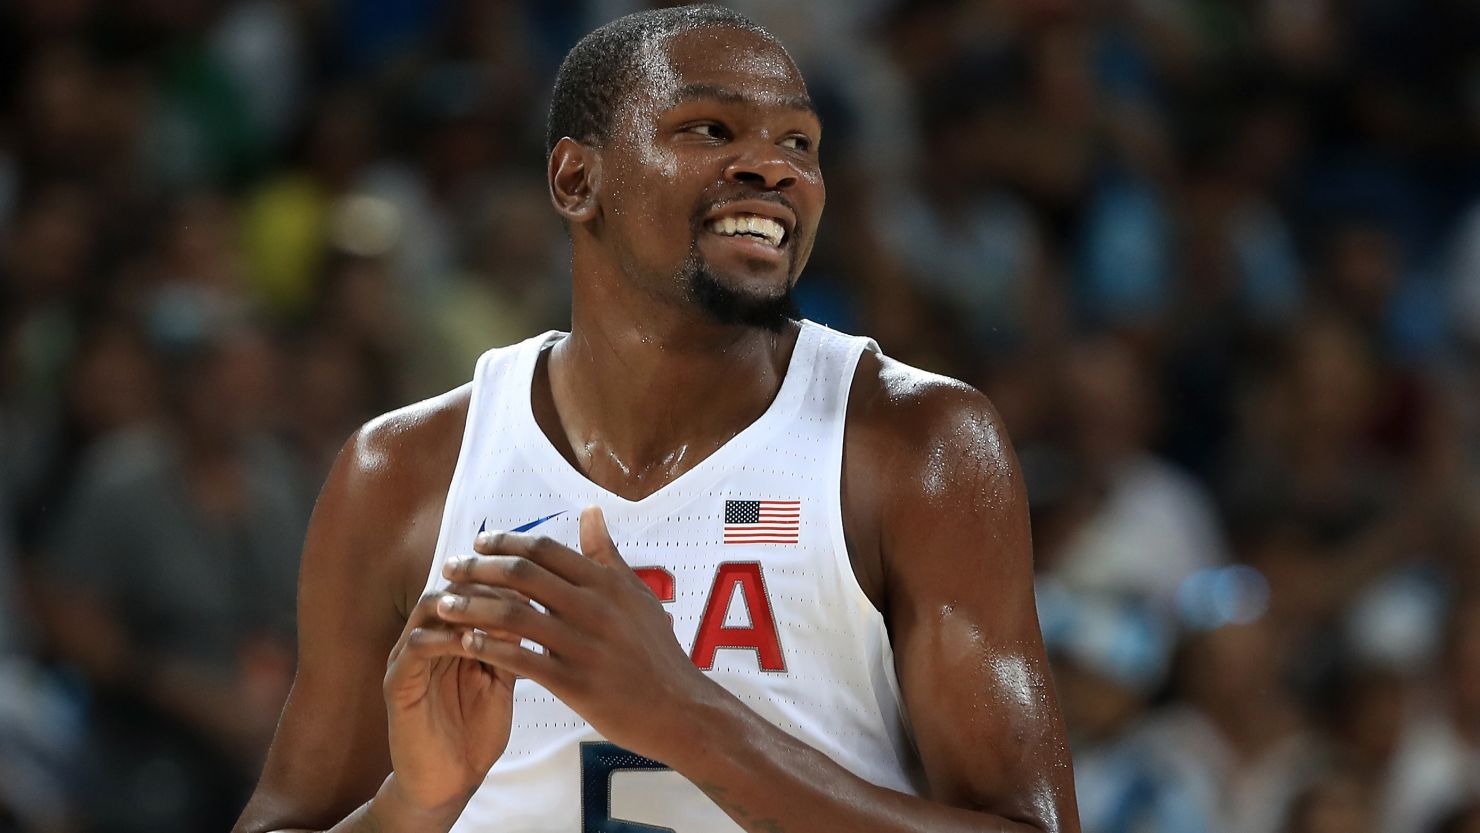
[548,137,600,225]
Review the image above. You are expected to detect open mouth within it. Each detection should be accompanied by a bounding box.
[704,213,787,248]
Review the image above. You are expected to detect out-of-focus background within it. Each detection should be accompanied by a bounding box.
[3,0,1480,831]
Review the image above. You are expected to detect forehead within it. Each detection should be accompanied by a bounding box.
[635,25,809,112]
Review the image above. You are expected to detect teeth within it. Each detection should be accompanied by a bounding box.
[706,214,785,246]
[750,217,784,245]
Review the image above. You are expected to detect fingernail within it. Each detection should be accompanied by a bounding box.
[442,557,463,578]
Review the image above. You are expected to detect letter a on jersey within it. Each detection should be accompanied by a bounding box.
[691,562,785,671]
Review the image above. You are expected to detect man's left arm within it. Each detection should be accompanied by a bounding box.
[666,381,1078,832]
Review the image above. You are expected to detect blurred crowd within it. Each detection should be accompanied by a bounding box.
[3,0,1480,831]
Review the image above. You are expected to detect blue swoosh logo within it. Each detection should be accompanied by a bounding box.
[479,510,567,536]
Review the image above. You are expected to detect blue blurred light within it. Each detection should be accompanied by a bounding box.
[1176,566,1270,632]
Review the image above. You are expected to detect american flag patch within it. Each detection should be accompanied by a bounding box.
[724,499,801,544]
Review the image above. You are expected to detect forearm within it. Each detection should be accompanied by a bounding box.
[670,693,1063,833]
[246,775,468,833]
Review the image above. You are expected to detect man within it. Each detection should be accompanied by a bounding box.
[44,308,303,831]
[234,6,1078,832]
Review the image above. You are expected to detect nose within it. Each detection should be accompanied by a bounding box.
[724,143,798,191]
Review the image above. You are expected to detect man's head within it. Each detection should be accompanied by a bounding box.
[546,5,824,332]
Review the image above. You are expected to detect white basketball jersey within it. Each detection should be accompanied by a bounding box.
[424,320,926,832]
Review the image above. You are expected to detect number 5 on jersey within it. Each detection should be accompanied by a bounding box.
[581,742,673,833]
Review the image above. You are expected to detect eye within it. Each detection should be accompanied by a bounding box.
[781,134,813,151]
[682,122,728,140]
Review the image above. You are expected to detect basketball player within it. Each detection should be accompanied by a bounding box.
[234,6,1078,832]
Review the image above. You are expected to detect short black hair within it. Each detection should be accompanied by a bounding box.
[545,4,774,155]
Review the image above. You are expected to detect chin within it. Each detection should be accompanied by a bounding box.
[688,264,800,332]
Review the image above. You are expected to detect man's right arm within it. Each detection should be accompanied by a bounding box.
[233,389,471,833]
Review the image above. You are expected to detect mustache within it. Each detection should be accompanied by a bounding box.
[691,190,797,226]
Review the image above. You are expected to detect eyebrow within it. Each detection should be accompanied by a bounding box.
[668,82,818,117]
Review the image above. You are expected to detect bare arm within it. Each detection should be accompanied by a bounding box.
[659,363,1078,831]
[232,425,413,833]
[234,389,498,833]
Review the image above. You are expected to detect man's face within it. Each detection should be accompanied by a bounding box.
[591,26,824,328]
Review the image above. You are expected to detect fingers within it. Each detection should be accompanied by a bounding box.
[435,591,583,658]
[389,590,461,660]
[442,583,527,643]
[442,516,638,634]
[579,505,628,569]
[390,586,522,661]
[472,530,603,585]
[385,624,473,686]
[386,607,567,695]
[459,629,562,687]
[399,624,467,658]
[445,581,530,609]
[445,538,594,607]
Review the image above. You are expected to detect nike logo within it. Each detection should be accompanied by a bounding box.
[478,511,568,536]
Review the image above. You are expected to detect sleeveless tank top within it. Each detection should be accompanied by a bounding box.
[423,320,925,832]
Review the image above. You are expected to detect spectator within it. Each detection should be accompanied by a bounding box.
[0,0,1474,828]
[0,484,82,833]
[1043,335,1229,606]
[36,297,304,833]
[1143,617,1324,833]
[1385,595,1480,833]
[1039,581,1206,833]
[1279,768,1376,833]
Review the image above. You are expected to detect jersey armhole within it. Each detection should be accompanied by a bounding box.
[824,336,879,616]
[823,337,922,761]
[421,348,499,596]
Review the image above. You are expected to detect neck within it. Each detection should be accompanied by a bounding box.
[538,255,799,501]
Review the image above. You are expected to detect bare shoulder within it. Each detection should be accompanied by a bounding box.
[319,383,474,617]
[841,348,1023,606]
[846,348,1017,503]
[347,383,472,490]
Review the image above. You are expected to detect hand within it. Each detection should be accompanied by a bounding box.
[436,506,719,764]
[382,574,522,814]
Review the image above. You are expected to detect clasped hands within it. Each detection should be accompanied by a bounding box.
[433,505,717,762]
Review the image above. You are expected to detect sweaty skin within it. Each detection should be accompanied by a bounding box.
[233,23,1078,833]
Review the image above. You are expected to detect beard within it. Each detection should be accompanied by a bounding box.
[679,246,800,333]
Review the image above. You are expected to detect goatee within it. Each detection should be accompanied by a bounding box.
[686,261,800,333]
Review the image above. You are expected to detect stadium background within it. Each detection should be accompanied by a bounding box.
[3,0,1480,831]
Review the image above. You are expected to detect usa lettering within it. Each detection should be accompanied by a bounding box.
[634,562,786,672]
